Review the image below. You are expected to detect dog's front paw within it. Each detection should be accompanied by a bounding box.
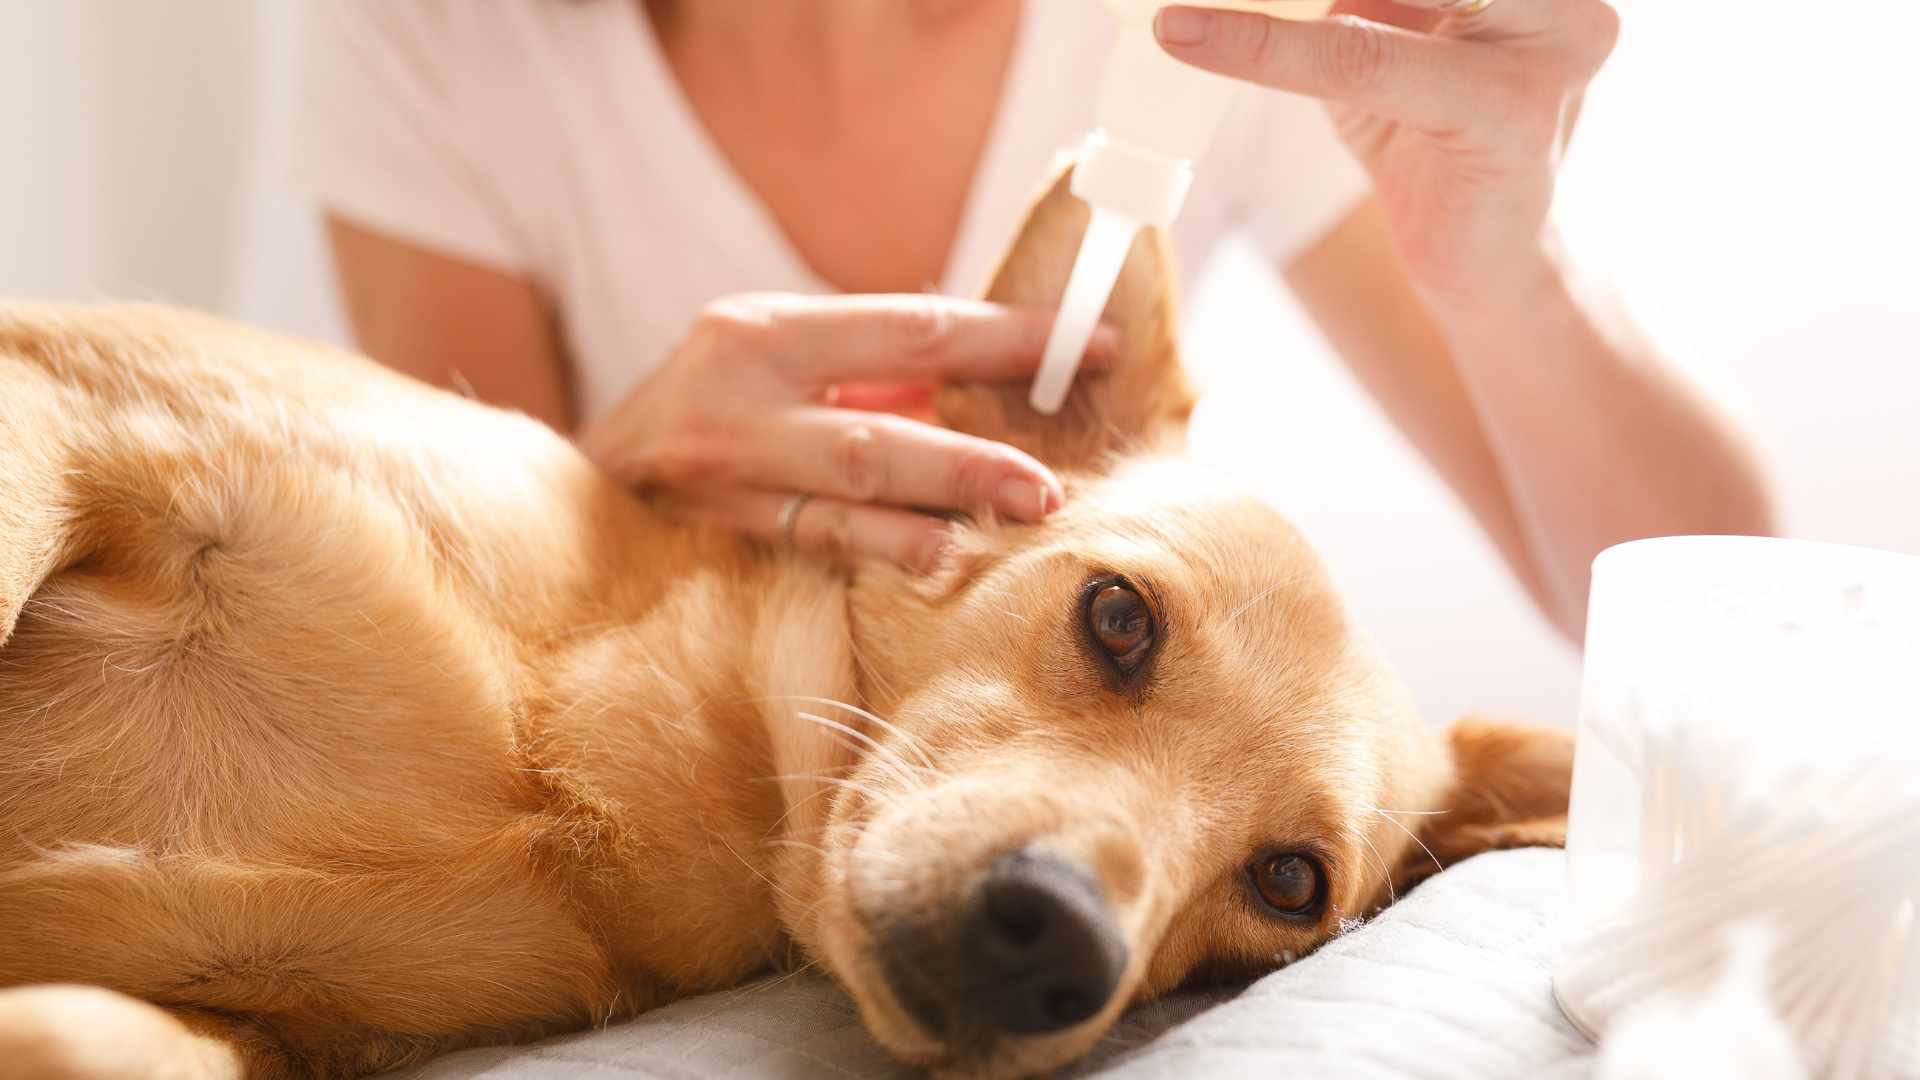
[0,985,241,1080]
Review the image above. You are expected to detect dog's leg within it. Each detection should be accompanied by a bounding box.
[0,984,471,1080]
[0,984,290,1080]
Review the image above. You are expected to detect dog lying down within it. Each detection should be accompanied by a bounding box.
[0,168,1572,1079]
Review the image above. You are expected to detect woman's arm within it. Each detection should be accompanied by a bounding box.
[325,216,576,431]
[1154,0,1780,638]
[1287,200,1777,640]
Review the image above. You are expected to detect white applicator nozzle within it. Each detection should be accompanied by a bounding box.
[1030,204,1138,415]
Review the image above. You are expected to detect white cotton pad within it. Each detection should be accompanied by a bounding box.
[1591,924,1808,1080]
[1555,536,1920,1079]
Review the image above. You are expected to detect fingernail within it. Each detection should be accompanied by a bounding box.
[914,532,955,576]
[995,476,1048,522]
[1155,7,1214,46]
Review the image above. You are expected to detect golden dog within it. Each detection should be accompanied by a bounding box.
[0,171,1571,1078]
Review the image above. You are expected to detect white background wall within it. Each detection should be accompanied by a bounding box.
[1184,1,1920,725]
[3,2,253,309]
[0,0,341,340]
[3,1,1915,727]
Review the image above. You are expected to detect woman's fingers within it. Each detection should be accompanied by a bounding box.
[1154,8,1501,130]
[1352,0,1552,40]
[740,407,1061,522]
[702,293,1118,387]
[1330,1,1443,35]
[1363,0,1618,74]
[662,487,955,574]
[599,290,1108,571]
[1153,0,1617,117]
[826,380,936,414]
[785,495,955,573]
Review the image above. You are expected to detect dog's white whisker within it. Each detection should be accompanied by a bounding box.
[789,722,923,797]
[789,710,931,796]
[1369,806,1444,877]
[1224,580,1286,625]
[846,641,905,709]
[718,836,804,908]
[788,709,888,759]
[745,696,935,793]
[760,837,828,857]
[1353,823,1398,907]
[772,774,888,799]
[757,770,860,785]
[766,785,838,835]
[780,695,938,772]
[750,757,861,779]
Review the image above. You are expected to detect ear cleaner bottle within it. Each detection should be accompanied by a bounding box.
[1029,0,1334,415]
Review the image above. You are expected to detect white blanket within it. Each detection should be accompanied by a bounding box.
[398,849,1594,1079]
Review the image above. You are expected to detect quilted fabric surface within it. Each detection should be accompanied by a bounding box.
[396,848,1596,1079]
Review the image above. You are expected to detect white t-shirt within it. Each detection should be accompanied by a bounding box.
[296,0,1370,423]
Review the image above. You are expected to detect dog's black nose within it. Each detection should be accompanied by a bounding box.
[975,850,1128,1033]
[881,849,1128,1038]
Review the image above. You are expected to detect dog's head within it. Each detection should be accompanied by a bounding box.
[774,170,1573,1077]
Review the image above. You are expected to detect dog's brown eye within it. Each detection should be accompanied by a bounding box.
[1251,854,1324,917]
[1088,584,1152,666]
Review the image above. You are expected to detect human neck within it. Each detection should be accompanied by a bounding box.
[648,0,985,94]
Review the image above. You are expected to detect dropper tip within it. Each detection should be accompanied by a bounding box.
[1029,370,1072,416]
[1028,206,1139,417]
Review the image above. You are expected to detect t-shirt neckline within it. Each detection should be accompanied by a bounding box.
[607,0,1054,299]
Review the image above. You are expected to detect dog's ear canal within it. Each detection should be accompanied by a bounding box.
[935,161,1196,476]
[1395,719,1576,893]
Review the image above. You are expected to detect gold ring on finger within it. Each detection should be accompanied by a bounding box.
[776,492,816,554]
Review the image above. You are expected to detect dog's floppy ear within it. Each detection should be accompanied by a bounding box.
[0,325,78,649]
[936,163,1196,474]
[1396,719,1575,892]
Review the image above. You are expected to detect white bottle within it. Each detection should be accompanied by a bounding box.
[1030,0,1335,415]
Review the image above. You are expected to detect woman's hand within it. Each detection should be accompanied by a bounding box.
[1159,0,1776,639]
[1154,0,1619,313]
[580,293,1111,572]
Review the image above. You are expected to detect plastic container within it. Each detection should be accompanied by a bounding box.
[1030,0,1334,415]
[1074,0,1335,226]
[1556,536,1920,1078]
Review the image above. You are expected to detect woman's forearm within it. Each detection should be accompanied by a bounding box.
[1165,0,1771,639]
[1291,204,1778,641]
[326,216,576,432]
[1429,241,1780,638]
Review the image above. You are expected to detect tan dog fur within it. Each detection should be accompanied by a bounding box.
[0,169,1571,1078]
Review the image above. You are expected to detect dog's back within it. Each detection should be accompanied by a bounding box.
[0,305,661,1071]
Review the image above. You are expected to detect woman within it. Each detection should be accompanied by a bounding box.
[298,0,1774,640]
